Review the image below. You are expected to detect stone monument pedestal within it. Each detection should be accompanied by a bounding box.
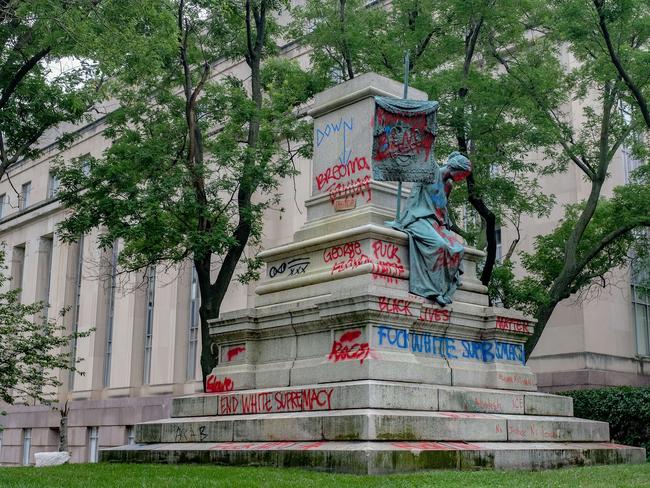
[100,74,645,472]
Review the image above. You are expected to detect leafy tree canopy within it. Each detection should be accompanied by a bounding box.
[55,0,322,386]
[0,0,180,187]
[293,0,650,356]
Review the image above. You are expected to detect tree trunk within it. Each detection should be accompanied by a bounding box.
[58,415,68,452]
[197,0,266,390]
[58,403,69,452]
[339,0,354,80]
[452,16,498,287]
[196,257,219,389]
[198,306,216,389]
[466,175,497,286]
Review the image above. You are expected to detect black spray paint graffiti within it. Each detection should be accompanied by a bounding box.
[269,258,310,278]
[174,424,208,442]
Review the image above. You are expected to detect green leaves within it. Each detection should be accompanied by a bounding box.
[491,164,650,320]
[289,0,384,82]
[56,1,314,281]
[1,1,97,176]
[561,386,650,459]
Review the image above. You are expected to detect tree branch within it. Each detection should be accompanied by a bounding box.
[488,38,597,180]
[244,0,254,63]
[0,46,51,110]
[453,16,497,287]
[0,123,50,181]
[338,0,354,80]
[503,215,521,264]
[576,218,650,273]
[0,130,7,166]
[593,0,650,128]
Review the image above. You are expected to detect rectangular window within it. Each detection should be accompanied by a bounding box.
[632,265,650,356]
[48,171,60,198]
[0,429,3,459]
[126,425,136,445]
[623,145,642,184]
[103,243,119,387]
[69,236,84,389]
[187,267,200,380]
[462,203,478,231]
[22,428,31,465]
[82,157,91,176]
[19,181,31,210]
[0,193,6,218]
[495,227,503,262]
[620,100,642,183]
[143,266,156,384]
[36,237,54,319]
[11,244,26,303]
[88,426,99,463]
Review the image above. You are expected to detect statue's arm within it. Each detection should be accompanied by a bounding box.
[444,179,454,197]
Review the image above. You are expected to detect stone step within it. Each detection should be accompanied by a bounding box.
[100,441,646,474]
[171,381,572,418]
[137,409,608,444]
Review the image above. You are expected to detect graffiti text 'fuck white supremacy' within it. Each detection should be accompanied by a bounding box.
[376,326,525,364]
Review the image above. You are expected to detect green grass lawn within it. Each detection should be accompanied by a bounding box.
[0,463,649,488]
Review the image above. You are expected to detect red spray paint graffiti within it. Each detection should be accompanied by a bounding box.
[371,239,405,284]
[206,375,234,393]
[328,329,371,365]
[372,240,401,263]
[496,317,531,335]
[497,373,534,387]
[219,387,334,415]
[325,241,372,275]
[315,157,373,207]
[373,108,436,163]
[432,244,462,272]
[324,241,362,263]
[391,441,482,451]
[378,296,413,316]
[418,307,450,323]
[327,175,372,205]
[226,346,246,362]
[209,441,327,451]
[316,157,370,191]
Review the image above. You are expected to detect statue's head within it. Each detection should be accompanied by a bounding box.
[446,151,472,182]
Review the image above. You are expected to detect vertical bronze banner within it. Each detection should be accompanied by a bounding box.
[372,97,440,182]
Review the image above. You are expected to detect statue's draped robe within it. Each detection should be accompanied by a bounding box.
[391,153,470,304]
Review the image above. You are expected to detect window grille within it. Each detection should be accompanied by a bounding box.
[69,236,85,389]
[88,426,99,463]
[187,267,201,380]
[103,243,119,387]
[19,181,31,210]
[143,266,156,384]
[22,429,31,465]
[632,264,650,357]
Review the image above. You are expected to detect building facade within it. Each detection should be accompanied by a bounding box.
[0,50,648,465]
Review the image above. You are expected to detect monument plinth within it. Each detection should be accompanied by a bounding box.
[101,74,645,473]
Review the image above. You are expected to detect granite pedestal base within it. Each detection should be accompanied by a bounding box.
[100,380,645,472]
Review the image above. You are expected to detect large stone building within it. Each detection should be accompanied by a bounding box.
[0,46,647,466]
